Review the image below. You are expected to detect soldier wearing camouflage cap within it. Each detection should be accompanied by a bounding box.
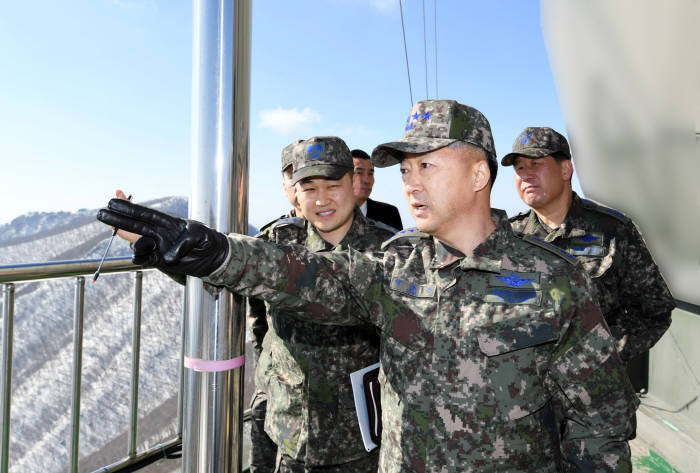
[504,126,674,385]
[254,136,390,472]
[98,101,638,473]
[248,138,306,473]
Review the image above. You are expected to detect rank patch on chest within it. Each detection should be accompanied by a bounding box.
[567,232,606,257]
[485,288,542,305]
[390,278,436,298]
[489,270,540,289]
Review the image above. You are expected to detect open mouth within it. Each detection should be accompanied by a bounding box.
[317,209,335,218]
[411,202,429,215]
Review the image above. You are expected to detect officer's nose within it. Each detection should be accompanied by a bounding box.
[403,174,423,194]
[315,189,329,207]
[516,166,534,181]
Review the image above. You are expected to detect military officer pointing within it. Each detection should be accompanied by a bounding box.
[97,100,638,472]
[502,127,675,366]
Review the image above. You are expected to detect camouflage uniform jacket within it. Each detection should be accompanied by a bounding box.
[252,207,393,466]
[205,209,638,473]
[510,192,675,361]
[248,211,298,361]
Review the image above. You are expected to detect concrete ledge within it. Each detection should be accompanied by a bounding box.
[631,394,700,473]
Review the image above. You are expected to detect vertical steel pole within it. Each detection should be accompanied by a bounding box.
[185,1,250,472]
[0,284,15,473]
[70,276,85,473]
[128,271,143,457]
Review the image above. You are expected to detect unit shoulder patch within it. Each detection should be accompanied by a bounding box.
[580,198,631,224]
[520,234,576,265]
[381,227,430,250]
[271,216,306,230]
[366,218,399,235]
[508,209,530,223]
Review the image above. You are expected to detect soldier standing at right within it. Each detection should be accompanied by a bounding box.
[502,127,675,376]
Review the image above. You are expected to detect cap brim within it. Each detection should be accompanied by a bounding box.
[501,148,555,166]
[292,164,352,185]
[371,138,456,167]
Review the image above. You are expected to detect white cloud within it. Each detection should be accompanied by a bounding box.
[259,107,321,134]
[367,0,397,13]
[330,0,397,14]
[111,0,155,9]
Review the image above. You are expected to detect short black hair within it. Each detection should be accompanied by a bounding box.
[350,149,370,161]
[551,151,571,162]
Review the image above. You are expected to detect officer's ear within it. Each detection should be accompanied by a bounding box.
[471,158,490,193]
[561,159,574,181]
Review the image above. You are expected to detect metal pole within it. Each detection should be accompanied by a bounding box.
[184,1,250,472]
[128,271,143,457]
[70,276,85,473]
[0,284,15,473]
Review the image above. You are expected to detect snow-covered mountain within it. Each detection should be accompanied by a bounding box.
[0,198,257,473]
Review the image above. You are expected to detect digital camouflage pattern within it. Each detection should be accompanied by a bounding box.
[275,447,379,473]
[371,99,496,168]
[510,192,675,362]
[205,209,638,473]
[281,139,304,172]
[291,136,354,185]
[501,126,571,166]
[248,212,301,473]
[251,207,392,469]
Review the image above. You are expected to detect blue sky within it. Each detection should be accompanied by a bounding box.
[0,0,581,228]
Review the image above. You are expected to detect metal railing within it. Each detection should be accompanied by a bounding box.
[0,257,184,473]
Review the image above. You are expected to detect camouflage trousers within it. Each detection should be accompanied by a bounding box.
[250,391,277,473]
[275,449,379,473]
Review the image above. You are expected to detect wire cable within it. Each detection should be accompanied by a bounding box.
[398,0,414,106]
[434,0,438,98]
[422,0,429,98]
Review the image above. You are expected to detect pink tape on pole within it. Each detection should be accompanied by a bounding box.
[183,355,245,372]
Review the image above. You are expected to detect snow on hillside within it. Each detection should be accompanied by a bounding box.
[0,198,257,472]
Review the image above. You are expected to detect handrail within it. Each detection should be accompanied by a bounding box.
[0,257,177,473]
[0,256,139,284]
[0,256,254,472]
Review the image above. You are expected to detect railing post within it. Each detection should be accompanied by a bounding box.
[178,284,187,438]
[128,271,143,458]
[1,284,15,473]
[70,276,85,473]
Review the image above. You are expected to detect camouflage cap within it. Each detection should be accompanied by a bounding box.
[501,127,571,166]
[291,136,354,185]
[371,99,496,167]
[281,139,304,172]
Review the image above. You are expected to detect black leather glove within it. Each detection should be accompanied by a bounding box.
[96,199,230,277]
[132,236,159,266]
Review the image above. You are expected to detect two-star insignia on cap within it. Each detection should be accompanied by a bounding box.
[405,111,433,131]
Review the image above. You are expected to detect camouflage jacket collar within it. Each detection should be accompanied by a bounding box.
[305,206,367,252]
[523,192,588,242]
[431,209,509,274]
